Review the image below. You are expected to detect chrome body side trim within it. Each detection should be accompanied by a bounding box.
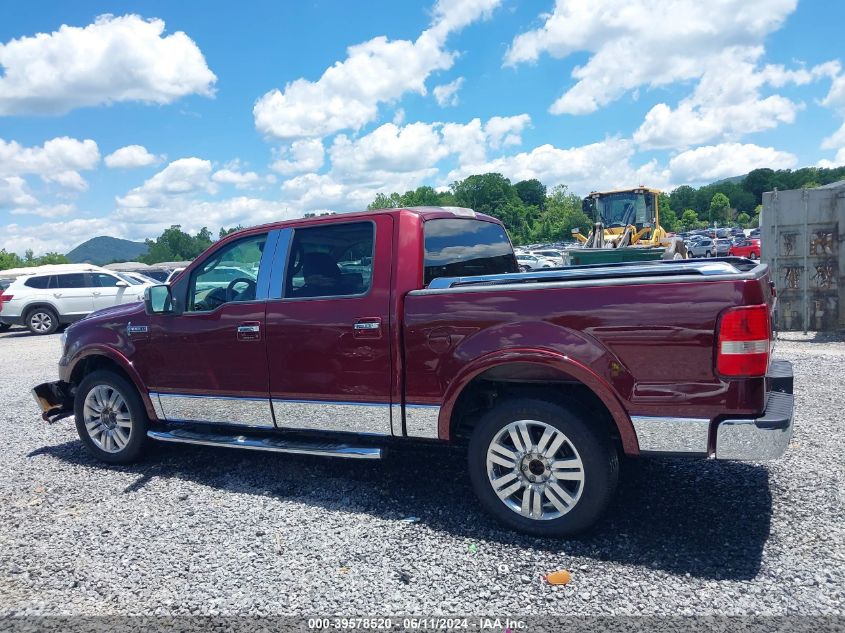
[405,404,441,439]
[390,403,403,437]
[147,429,382,459]
[631,415,710,455]
[149,392,165,420]
[271,399,391,435]
[716,417,793,461]
[154,393,275,428]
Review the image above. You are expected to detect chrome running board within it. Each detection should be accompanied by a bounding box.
[147,428,383,459]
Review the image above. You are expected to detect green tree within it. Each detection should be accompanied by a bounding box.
[140,225,214,264]
[514,179,547,210]
[709,193,731,224]
[669,185,696,214]
[0,249,24,270]
[219,225,244,239]
[679,209,703,232]
[368,192,402,210]
[736,212,751,227]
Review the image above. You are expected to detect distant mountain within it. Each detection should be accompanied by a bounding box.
[66,236,148,265]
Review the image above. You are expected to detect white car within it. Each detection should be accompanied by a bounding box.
[0,266,152,335]
[530,249,566,267]
[516,253,554,271]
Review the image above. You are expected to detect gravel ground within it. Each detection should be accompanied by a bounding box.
[0,328,843,617]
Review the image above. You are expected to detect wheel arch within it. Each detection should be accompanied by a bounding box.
[22,302,60,320]
[68,348,158,420]
[439,351,638,455]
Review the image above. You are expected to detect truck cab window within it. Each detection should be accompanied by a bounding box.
[423,219,519,285]
[187,234,266,312]
[285,222,374,299]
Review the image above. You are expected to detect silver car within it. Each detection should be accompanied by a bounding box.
[714,239,732,257]
[688,238,715,258]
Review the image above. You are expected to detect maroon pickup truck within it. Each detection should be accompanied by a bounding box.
[33,207,793,535]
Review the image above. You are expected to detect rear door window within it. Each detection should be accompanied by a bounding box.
[51,274,87,289]
[24,276,50,289]
[423,219,518,285]
[284,222,374,299]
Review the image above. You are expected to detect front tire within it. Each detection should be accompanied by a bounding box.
[26,307,59,335]
[74,370,148,464]
[468,398,618,536]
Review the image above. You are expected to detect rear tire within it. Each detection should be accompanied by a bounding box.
[26,307,59,335]
[74,370,148,464]
[750,252,759,260]
[468,398,618,537]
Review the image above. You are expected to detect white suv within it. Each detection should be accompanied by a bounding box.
[0,266,151,335]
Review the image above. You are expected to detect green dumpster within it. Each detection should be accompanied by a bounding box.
[565,247,666,266]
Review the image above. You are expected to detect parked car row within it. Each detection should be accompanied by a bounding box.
[514,248,567,271]
[682,232,761,260]
[0,264,154,335]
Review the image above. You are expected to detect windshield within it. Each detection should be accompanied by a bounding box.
[590,192,654,227]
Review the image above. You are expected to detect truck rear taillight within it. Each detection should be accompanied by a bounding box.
[717,305,770,377]
[0,293,11,313]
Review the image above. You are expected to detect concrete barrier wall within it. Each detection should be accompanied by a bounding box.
[762,181,844,331]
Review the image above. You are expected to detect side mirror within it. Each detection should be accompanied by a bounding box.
[144,284,174,315]
[115,280,130,288]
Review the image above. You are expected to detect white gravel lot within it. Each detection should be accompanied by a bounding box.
[0,328,843,617]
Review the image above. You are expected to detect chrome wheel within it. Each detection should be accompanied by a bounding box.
[29,312,53,333]
[486,419,584,521]
[82,385,132,453]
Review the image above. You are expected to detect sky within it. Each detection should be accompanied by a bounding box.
[1,0,845,255]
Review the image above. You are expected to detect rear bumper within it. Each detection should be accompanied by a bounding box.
[0,315,24,326]
[32,380,74,423]
[631,359,794,461]
[715,379,794,461]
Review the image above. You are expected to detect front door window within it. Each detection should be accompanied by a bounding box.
[188,234,266,312]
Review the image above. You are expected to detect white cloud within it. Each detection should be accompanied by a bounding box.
[212,168,261,189]
[253,0,501,139]
[635,51,837,149]
[1,217,123,255]
[9,203,75,218]
[667,143,797,183]
[0,136,100,193]
[484,114,531,149]
[446,137,666,194]
[819,66,845,165]
[270,139,325,175]
[330,122,449,178]
[116,157,216,208]
[0,14,216,115]
[104,144,161,168]
[0,176,36,208]
[506,0,798,116]
[433,77,465,107]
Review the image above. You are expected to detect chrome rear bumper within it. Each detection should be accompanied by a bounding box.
[632,359,794,461]
[715,390,793,460]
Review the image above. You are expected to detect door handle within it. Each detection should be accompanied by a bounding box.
[353,317,382,338]
[237,321,261,341]
[92,291,101,296]
[53,293,62,298]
